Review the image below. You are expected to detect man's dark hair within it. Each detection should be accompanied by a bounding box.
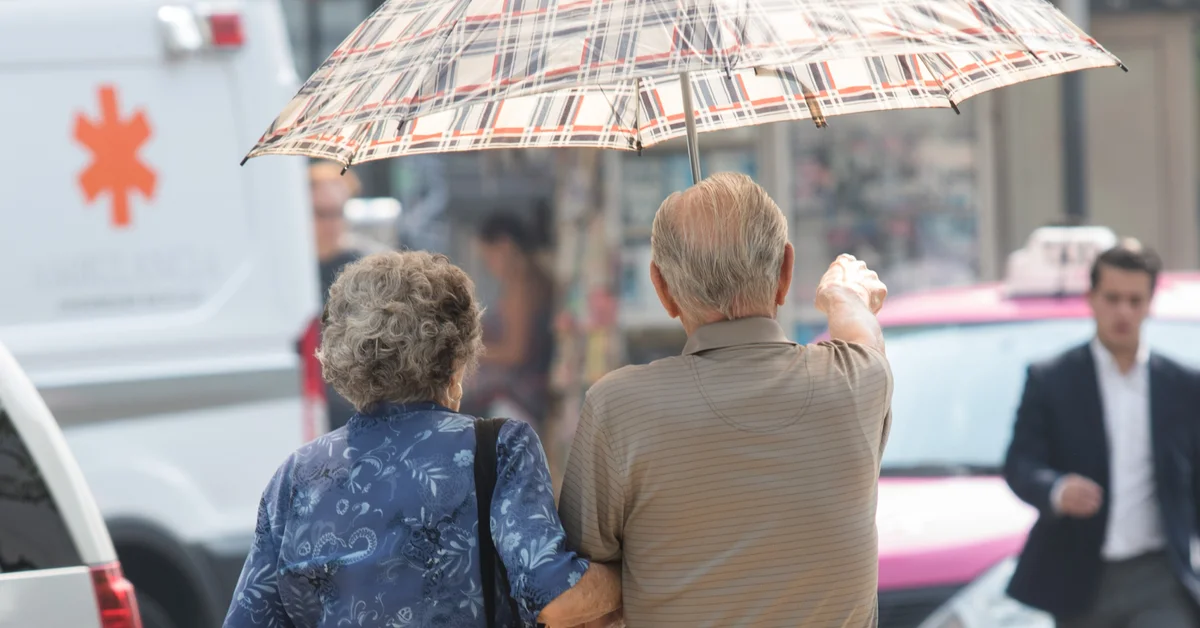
[1089,240,1162,292]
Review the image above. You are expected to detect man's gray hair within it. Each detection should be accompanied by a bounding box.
[651,172,789,320]
[318,251,484,411]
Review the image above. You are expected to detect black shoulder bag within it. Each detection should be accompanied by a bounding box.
[474,417,524,628]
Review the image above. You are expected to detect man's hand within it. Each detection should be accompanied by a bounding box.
[815,254,887,315]
[1054,474,1104,518]
[538,563,622,627]
[569,609,626,628]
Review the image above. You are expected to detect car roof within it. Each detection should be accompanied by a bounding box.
[876,271,1200,328]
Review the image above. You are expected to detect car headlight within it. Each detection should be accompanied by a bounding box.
[917,558,1054,628]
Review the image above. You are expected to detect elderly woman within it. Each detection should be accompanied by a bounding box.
[223,251,621,628]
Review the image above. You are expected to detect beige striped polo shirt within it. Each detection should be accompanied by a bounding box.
[559,316,893,627]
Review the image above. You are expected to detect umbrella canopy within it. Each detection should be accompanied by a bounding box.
[244,0,1121,168]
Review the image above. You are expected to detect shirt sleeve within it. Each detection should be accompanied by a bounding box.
[492,420,591,625]
[222,463,295,628]
[1003,364,1066,515]
[811,339,894,458]
[557,388,625,564]
[1049,476,1068,515]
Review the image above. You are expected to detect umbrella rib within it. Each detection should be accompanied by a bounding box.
[917,54,961,115]
[634,77,643,153]
[1043,2,1128,71]
[342,120,379,171]
[972,0,1042,61]
[753,66,826,128]
[391,0,474,123]
[341,0,478,167]
[594,82,635,152]
[311,0,476,144]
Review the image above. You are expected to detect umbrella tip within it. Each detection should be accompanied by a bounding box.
[1119,62,1129,72]
[950,100,961,115]
[240,155,249,167]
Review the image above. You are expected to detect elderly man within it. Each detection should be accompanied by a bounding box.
[559,172,892,627]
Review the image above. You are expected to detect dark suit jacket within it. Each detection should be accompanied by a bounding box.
[1004,342,1200,619]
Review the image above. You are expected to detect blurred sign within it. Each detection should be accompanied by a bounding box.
[1004,226,1118,297]
[344,197,401,225]
[344,197,401,252]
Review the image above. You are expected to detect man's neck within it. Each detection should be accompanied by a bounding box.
[682,310,776,335]
[1096,337,1142,375]
[319,247,344,264]
[1113,354,1137,374]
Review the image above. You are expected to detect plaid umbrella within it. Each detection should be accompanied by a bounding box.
[243,0,1121,181]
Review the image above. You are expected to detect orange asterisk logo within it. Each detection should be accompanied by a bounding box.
[74,85,157,228]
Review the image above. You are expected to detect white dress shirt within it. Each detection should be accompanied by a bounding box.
[1084,338,1165,560]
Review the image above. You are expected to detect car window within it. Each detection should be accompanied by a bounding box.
[0,404,81,573]
[878,319,1200,475]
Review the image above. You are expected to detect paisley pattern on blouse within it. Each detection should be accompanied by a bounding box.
[223,402,588,628]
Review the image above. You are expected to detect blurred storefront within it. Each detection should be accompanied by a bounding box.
[788,109,981,337]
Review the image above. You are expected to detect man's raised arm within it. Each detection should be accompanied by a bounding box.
[815,254,887,354]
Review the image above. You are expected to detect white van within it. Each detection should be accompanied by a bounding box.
[0,2,324,627]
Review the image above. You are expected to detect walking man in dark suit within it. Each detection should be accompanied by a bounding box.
[1004,240,1200,627]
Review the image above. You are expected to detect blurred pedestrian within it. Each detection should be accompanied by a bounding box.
[223,251,620,628]
[461,211,556,431]
[309,160,363,430]
[1004,240,1200,627]
[311,161,364,301]
[558,173,893,627]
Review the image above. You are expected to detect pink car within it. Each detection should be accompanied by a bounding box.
[817,230,1200,627]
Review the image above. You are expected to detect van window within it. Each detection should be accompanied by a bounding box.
[0,406,81,572]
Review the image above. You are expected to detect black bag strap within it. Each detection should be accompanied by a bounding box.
[474,417,522,627]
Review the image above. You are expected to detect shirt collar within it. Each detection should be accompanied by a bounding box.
[359,401,452,419]
[682,317,795,356]
[1090,337,1149,375]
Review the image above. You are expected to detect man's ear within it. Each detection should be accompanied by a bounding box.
[650,262,682,319]
[776,243,795,306]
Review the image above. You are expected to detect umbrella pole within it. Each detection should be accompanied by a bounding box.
[679,72,702,185]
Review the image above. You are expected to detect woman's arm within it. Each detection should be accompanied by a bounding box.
[222,464,296,628]
[490,421,621,626]
[480,286,535,366]
[537,562,622,627]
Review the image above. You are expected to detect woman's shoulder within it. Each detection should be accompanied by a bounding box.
[492,419,550,476]
[495,417,539,446]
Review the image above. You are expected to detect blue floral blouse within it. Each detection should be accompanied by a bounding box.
[222,402,590,628]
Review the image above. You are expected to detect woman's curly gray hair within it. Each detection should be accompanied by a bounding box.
[317,251,484,411]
